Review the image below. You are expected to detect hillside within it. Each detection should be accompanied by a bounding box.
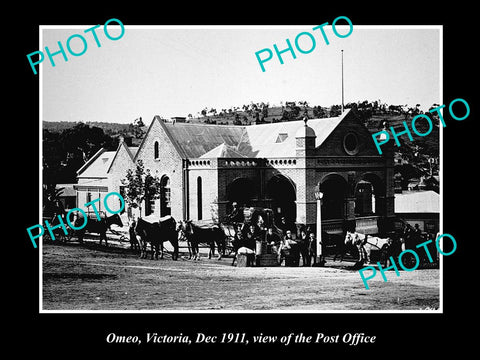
[42,101,440,191]
[43,121,131,135]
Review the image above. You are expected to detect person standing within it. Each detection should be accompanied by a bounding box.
[308,232,318,266]
[227,202,244,223]
[278,216,290,234]
[265,227,281,255]
[298,229,310,266]
[278,230,298,266]
[128,217,139,251]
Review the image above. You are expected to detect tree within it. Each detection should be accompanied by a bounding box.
[329,104,342,117]
[42,183,66,218]
[129,117,146,139]
[313,105,327,118]
[43,123,117,185]
[121,160,162,216]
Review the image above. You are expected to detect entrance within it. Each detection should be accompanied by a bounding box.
[320,174,348,220]
[266,175,296,227]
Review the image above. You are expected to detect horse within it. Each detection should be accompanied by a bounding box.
[324,233,355,262]
[177,220,226,260]
[177,223,193,259]
[73,213,123,246]
[344,231,391,265]
[135,216,179,260]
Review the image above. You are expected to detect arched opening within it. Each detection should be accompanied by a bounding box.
[320,174,348,220]
[226,177,255,211]
[355,180,374,215]
[355,173,385,216]
[266,175,296,227]
[197,176,202,220]
[160,176,171,216]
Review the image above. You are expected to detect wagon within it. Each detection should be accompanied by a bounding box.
[218,223,238,257]
[391,217,439,268]
[41,216,72,244]
[220,206,283,266]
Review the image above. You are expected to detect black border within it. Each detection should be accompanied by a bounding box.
[16,2,476,356]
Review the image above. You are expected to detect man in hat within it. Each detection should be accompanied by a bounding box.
[227,201,244,223]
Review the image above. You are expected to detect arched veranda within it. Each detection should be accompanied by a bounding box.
[265,174,297,227]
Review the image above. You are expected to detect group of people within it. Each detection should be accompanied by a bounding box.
[230,215,323,267]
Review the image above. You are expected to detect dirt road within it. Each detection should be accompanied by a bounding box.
[41,241,440,311]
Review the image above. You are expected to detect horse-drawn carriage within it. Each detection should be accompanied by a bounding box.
[220,206,282,251]
[41,215,72,243]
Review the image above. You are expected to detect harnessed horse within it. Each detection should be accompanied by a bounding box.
[135,216,179,260]
[176,220,226,260]
[344,231,391,265]
[73,212,124,246]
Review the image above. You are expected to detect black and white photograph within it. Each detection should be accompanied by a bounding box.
[15,3,476,357]
[39,23,442,312]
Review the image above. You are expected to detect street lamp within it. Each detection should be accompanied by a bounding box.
[314,185,324,266]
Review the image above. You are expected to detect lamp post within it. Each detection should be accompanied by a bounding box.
[314,185,324,266]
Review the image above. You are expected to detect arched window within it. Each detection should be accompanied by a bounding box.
[320,174,348,220]
[197,177,203,220]
[160,176,171,216]
[154,141,160,160]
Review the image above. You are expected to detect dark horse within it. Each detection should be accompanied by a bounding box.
[74,213,123,246]
[330,233,356,262]
[177,220,226,260]
[135,216,179,260]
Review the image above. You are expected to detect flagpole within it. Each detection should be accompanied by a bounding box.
[341,49,344,114]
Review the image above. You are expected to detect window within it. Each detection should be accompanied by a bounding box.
[119,186,126,214]
[154,141,160,159]
[343,132,359,155]
[145,196,155,216]
[160,176,171,216]
[197,177,203,220]
[275,133,288,143]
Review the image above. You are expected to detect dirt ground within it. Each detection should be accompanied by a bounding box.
[41,237,440,312]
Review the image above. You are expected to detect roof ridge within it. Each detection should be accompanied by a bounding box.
[76,147,106,176]
[165,122,245,129]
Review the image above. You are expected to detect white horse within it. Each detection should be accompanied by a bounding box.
[345,231,391,264]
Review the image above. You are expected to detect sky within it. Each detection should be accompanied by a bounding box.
[41,25,441,124]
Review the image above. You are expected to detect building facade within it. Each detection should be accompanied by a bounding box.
[76,109,395,235]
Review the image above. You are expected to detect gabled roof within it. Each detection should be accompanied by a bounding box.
[154,110,350,159]
[163,122,245,158]
[77,148,115,178]
[238,112,345,158]
[77,141,137,178]
[77,111,359,179]
[106,140,137,174]
[200,143,247,158]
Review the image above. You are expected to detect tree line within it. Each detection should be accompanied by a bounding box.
[191,100,441,125]
[43,98,440,206]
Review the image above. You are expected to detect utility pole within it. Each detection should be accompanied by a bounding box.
[341,49,344,114]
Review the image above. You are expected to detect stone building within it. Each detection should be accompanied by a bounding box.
[75,109,395,235]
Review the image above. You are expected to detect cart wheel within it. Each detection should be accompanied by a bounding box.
[400,251,418,269]
[43,233,52,244]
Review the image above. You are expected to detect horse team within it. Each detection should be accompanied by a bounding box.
[59,212,430,268]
